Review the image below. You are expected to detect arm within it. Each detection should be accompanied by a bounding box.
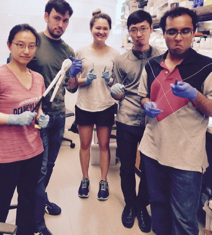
[0,112,9,125]
[192,92,212,117]
[0,111,37,126]
[78,69,97,87]
[67,76,78,91]
[110,58,125,100]
[138,68,162,118]
[112,92,123,100]
[170,81,212,116]
[66,58,82,92]
[36,104,50,128]
[110,84,125,100]
[141,97,150,108]
[141,98,162,118]
[77,76,88,87]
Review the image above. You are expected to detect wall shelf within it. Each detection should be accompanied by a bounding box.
[152,5,212,29]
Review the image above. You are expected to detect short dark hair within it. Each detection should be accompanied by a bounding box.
[159,7,199,33]
[7,24,40,47]
[90,9,112,29]
[45,0,73,17]
[127,10,152,29]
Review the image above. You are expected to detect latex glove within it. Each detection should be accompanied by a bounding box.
[170,81,197,101]
[7,111,37,126]
[101,70,111,82]
[144,101,162,118]
[110,83,125,95]
[38,114,50,128]
[69,59,82,77]
[84,69,97,85]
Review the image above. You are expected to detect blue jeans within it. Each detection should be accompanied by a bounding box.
[116,122,149,208]
[34,113,65,231]
[143,155,202,235]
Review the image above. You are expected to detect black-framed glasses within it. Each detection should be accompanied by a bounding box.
[12,42,37,51]
[165,28,193,37]
[129,27,150,35]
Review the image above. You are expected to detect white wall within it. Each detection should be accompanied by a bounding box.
[0,0,126,111]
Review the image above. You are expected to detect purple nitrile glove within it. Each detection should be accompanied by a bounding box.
[144,101,162,118]
[170,81,197,101]
[69,59,82,78]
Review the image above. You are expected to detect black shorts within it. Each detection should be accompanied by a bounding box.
[75,104,116,127]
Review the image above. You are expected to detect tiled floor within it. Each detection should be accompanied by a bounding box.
[5,116,206,234]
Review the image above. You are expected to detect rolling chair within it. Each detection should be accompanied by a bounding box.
[62,109,76,148]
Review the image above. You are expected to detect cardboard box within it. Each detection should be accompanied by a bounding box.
[206,0,212,5]
[130,1,139,13]
[203,200,212,231]
[91,142,117,165]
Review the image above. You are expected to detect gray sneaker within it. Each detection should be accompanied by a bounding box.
[78,178,90,198]
[97,180,109,201]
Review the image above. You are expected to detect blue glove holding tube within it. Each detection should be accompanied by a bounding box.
[38,114,50,128]
[69,59,82,78]
[110,83,125,95]
[144,101,162,118]
[7,111,37,126]
[170,81,197,101]
[101,70,111,82]
[84,69,97,85]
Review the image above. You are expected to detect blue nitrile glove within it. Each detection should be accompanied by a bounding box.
[84,69,97,85]
[170,81,197,101]
[144,101,162,118]
[101,70,111,82]
[7,111,37,126]
[38,114,50,128]
[69,56,74,62]
[110,83,125,95]
[69,59,82,77]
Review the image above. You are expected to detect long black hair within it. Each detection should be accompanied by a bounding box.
[8,23,40,47]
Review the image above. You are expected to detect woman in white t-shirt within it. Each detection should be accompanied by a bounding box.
[75,9,120,201]
[0,24,49,235]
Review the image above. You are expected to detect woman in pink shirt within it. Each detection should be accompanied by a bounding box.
[0,24,49,235]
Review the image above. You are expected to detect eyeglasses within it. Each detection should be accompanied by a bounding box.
[165,28,193,37]
[12,42,37,51]
[129,27,150,35]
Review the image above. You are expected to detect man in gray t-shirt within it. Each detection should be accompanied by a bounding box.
[110,10,161,233]
[27,1,81,234]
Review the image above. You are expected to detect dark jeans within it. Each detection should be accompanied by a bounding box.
[116,121,149,208]
[0,154,43,235]
[143,155,202,235]
[34,113,65,231]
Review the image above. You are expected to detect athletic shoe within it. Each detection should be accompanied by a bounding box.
[45,201,61,215]
[34,227,52,235]
[78,178,90,198]
[97,180,109,201]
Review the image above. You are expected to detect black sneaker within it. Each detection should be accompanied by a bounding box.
[34,227,52,235]
[122,205,136,228]
[45,201,61,215]
[136,206,151,233]
[97,180,109,201]
[78,178,90,198]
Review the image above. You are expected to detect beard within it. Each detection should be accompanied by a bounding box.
[48,26,63,39]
